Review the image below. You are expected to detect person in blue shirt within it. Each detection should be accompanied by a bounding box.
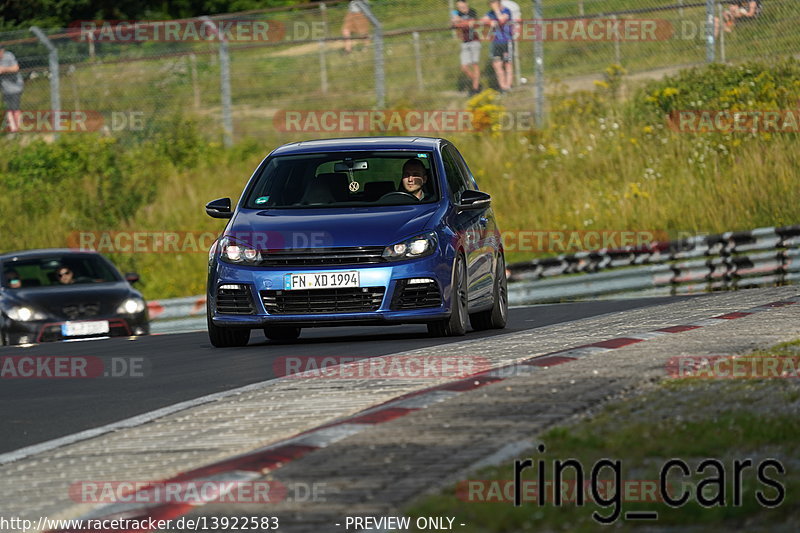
[483,0,513,93]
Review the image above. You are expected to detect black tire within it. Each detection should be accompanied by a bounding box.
[428,253,468,337]
[470,254,508,331]
[264,326,301,341]
[207,311,250,347]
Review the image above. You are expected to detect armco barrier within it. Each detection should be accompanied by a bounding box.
[507,224,800,305]
[147,225,800,320]
[147,295,206,321]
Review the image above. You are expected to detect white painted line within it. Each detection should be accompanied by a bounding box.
[688,318,722,327]
[626,331,670,341]
[285,423,369,448]
[376,390,461,409]
[556,346,611,358]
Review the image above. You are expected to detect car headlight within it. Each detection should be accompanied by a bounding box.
[382,232,437,261]
[6,306,46,321]
[117,298,146,314]
[219,236,261,264]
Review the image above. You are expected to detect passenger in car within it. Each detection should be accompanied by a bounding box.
[3,269,21,289]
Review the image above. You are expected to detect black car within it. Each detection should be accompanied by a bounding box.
[0,249,149,345]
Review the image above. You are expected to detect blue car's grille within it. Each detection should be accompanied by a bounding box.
[391,280,442,310]
[261,287,385,314]
[257,247,386,267]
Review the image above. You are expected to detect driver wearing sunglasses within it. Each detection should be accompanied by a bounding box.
[56,267,75,285]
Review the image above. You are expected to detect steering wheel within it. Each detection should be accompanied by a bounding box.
[380,191,420,201]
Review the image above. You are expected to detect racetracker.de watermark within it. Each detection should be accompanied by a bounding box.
[457,479,666,503]
[70,19,289,43]
[667,110,800,133]
[273,110,540,133]
[1,110,144,133]
[273,355,491,379]
[477,18,673,41]
[0,356,148,379]
[666,355,800,379]
[67,231,334,253]
[476,230,668,253]
[70,480,285,504]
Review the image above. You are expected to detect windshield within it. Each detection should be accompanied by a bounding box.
[2,255,121,289]
[243,151,439,208]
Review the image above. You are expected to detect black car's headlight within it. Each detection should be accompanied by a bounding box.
[116,298,146,314]
[218,236,261,265]
[382,232,437,261]
[6,306,47,321]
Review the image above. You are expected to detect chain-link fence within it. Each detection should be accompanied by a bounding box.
[2,0,798,141]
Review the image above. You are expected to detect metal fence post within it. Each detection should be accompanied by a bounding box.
[534,0,545,128]
[189,53,201,110]
[705,0,715,63]
[612,14,621,65]
[201,17,233,147]
[412,31,424,91]
[319,40,329,95]
[718,3,726,63]
[319,2,328,39]
[30,26,61,138]
[355,0,384,109]
[88,32,95,60]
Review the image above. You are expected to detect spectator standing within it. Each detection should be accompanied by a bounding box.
[724,0,762,32]
[452,0,482,95]
[0,46,23,133]
[483,0,514,93]
[342,0,370,53]
[501,0,521,87]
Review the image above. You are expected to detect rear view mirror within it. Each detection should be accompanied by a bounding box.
[334,160,368,172]
[125,272,140,284]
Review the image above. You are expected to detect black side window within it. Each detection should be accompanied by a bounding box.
[451,147,479,190]
[442,145,468,202]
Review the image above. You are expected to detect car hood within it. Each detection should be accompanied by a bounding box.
[2,282,137,319]
[227,204,441,249]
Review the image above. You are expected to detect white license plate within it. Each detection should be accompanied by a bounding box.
[62,321,110,337]
[284,271,360,290]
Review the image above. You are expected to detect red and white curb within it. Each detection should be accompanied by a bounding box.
[50,298,798,532]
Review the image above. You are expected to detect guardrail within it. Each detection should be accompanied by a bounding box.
[147,295,206,321]
[507,225,800,305]
[146,225,800,320]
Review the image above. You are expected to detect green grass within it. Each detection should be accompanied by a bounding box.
[405,340,800,531]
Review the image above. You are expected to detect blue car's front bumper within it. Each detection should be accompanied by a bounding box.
[209,253,454,328]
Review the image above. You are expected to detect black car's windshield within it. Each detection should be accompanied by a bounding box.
[244,151,439,208]
[2,255,121,289]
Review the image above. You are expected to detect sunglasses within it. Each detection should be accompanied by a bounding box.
[57,271,71,277]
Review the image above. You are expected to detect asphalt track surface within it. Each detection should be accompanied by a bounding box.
[0,296,694,454]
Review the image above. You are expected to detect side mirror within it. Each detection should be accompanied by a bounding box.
[458,190,491,210]
[206,197,232,219]
[125,272,140,284]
